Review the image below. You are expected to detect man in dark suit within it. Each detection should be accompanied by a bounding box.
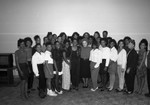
[125,39,138,94]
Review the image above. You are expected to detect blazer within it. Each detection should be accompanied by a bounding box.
[126,49,138,73]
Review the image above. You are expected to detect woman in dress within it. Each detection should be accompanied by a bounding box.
[15,39,29,99]
[70,39,81,90]
[145,43,150,97]
[24,37,35,93]
[136,39,148,94]
[80,39,92,88]
[62,40,71,91]
[116,39,127,92]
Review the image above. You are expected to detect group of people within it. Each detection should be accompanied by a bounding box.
[15,31,150,100]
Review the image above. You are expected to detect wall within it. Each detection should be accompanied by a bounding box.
[0,0,150,53]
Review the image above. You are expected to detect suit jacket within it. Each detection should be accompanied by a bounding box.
[126,49,138,73]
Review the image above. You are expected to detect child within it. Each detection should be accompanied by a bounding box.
[44,43,57,96]
[32,44,46,98]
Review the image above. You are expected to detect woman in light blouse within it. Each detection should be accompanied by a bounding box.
[107,39,118,91]
[44,43,57,96]
[116,39,127,92]
[90,41,102,91]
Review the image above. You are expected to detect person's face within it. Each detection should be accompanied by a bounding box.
[103,32,108,38]
[26,41,32,47]
[55,42,60,49]
[51,38,55,44]
[84,33,89,39]
[140,43,146,50]
[53,34,57,40]
[73,34,78,39]
[94,33,99,39]
[89,38,93,44]
[128,42,134,49]
[48,35,52,40]
[97,38,101,43]
[92,45,97,49]
[44,37,48,43]
[110,42,115,48]
[20,42,25,49]
[36,38,41,44]
[57,37,62,43]
[65,42,70,48]
[101,40,106,47]
[47,45,52,51]
[73,40,78,46]
[36,45,42,52]
[62,35,66,40]
[82,41,88,47]
[119,41,124,49]
[125,39,129,46]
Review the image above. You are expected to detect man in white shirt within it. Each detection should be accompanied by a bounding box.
[32,44,46,98]
[99,38,110,91]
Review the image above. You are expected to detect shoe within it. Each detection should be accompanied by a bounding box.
[75,87,79,91]
[145,93,150,97]
[124,91,132,95]
[108,88,113,92]
[91,87,98,92]
[83,86,86,88]
[55,90,63,95]
[115,88,123,92]
[85,85,89,88]
[47,90,57,96]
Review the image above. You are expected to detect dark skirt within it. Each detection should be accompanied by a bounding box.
[44,64,54,78]
[19,63,29,80]
[80,58,91,78]
[108,60,117,74]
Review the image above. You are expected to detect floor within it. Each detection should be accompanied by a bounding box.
[0,76,150,105]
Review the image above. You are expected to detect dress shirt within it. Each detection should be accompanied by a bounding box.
[44,50,53,64]
[32,52,45,76]
[89,49,102,68]
[100,47,110,67]
[110,47,118,62]
[117,49,127,69]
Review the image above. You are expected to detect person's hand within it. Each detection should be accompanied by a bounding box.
[67,62,70,66]
[20,71,24,77]
[137,66,140,70]
[126,68,130,74]
[121,68,125,72]
[104,67,107,71]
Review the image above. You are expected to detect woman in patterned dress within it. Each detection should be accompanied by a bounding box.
[136,39,148,94]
